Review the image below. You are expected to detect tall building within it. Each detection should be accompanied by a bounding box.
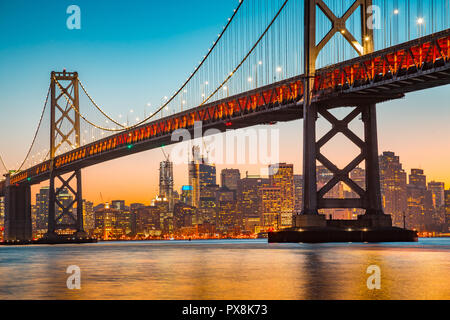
[379,152,407,227]
[217,186,239,233]
[111,200,125,211]
[221,169,240,193]
[181,185,193,205]
[0,197,4,240]
[94,206,131,239]
[198,184,219,225]
[159,159,174,211]
[36,186,49,231]
[133,206,161,236]
[428,181,445,208]
[407,169,433,230]
[188,146,216,208]
[293,175,303,214]
[237,174,269,218]
[83,200,95,232]
[260,187,282,231]
[173,202,196,231]
[445,190,450,232]
[269,163,294,228]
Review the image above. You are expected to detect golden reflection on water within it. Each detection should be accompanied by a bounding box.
[0,239,449,300]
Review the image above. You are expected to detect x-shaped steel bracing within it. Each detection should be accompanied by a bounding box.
[316,106,367,208]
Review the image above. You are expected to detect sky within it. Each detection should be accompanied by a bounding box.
[0,0,449,205]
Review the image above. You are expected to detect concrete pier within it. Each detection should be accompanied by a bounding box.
[269,214,418,243]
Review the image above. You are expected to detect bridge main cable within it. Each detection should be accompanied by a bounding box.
[16,86,51,172]
[73,0,246,132]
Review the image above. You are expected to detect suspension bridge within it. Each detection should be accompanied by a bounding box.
[1,0,449,242]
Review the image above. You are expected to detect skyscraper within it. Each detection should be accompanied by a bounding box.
[188,146,216,208]
[217,186,238,233]
[221,169,240,193]
[269,163,294,228]
[260,187,282,231]
[237,174,269,218]
[293,175,303,214]
[407,169,433,230]
[379,152,407,227]
[36,186,49,231]
[159,159,174,211]
[83,200,95,232]
[181,185,193,205]
[0,197,4,239]
[111,200,125,211]
[445,190,450,232]
[428,181,445,208]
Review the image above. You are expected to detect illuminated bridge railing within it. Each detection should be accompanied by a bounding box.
[4,29,450,190]
[314,29,450,94]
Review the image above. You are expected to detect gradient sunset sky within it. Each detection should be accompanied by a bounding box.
[0,0,449,205]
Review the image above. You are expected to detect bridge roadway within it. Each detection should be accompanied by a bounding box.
[1,29,450,196]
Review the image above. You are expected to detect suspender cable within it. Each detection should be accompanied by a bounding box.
[200,0,290,106]
[17,86,51,171]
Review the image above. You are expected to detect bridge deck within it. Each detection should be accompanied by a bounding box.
[1,29,450,195]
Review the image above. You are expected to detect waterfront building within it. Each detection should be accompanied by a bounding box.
[220,169,241,194]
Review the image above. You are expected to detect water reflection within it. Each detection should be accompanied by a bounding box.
[0,239,449,300]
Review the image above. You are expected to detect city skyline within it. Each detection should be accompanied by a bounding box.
[28,146,449,207]
[20,148,449,239]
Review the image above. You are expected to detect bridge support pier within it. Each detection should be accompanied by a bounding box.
[46,169,86,239]
[295,102,392,228]
[3,174,32,241]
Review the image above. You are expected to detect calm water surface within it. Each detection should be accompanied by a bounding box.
[0,238,449,300]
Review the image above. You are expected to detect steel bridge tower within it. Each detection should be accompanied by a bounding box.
[297,0,392,227]
[46,71,86,239]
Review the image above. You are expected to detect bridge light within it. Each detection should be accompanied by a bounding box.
[393,9,399,15]
[340,29,346,34]
[248,77,252,82]
[258,60,263,65]
[417,17,424,25]
[365,36,370,41]
[127,144,133,150]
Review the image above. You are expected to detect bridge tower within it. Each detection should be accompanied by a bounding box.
[297,0,392,227]
[46,71,86,238]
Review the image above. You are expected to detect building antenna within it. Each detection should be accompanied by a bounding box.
[160,146,169,161]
